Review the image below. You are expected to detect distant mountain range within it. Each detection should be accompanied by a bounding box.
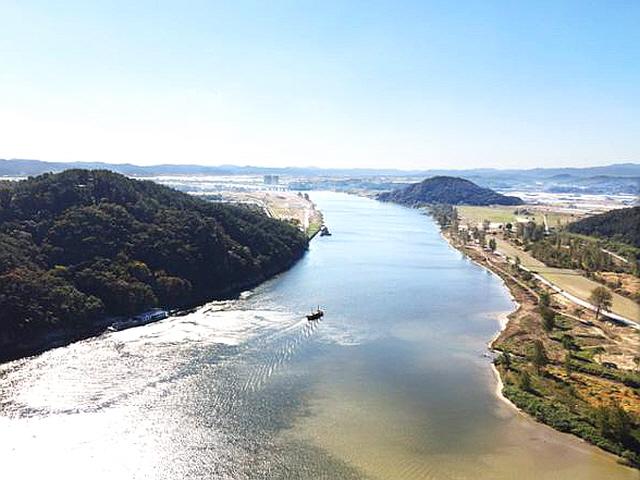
[377,176,524,206]
[1,158,639,178]
[443,166,640,195]
[0,158,436,177]
[1,158,638,195]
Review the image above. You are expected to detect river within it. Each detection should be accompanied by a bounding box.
[1,192,636,479]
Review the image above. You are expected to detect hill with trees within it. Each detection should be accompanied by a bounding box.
[377,176,523,206]
[567,206,640,248]
[0,170,308,360]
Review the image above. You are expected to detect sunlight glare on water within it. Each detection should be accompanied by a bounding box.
[1,192,636,480]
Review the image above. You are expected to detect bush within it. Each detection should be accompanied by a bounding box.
[540,307,556,331]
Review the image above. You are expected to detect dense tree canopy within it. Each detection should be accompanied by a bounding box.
[0,170,307,358]
[567,206,640,248]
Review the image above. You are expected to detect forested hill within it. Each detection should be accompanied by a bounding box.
[567,206,640,248]
[377,176,523,206]
[0,170,308,360]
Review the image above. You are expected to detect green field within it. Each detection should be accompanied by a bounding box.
[542,270,640,321]
[458,205,577,227]
[494,238,545,268]
[494,238,640,322]
[457,206,519,224]
[306,217,323,238]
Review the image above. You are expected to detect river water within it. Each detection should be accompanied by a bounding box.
[1,192,636,479]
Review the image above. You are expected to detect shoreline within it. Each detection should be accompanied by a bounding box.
[438,226,640,470]
[0,248,308,364]
[440,229,521,411]
[490,363,522,413]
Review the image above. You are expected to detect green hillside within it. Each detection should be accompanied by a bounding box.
[377,176,523,206]
[567,206,640,248]
[0,170,307,359]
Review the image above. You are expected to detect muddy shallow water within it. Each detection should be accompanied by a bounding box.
[1,192,636,479]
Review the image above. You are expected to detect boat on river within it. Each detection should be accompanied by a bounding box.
[306,307,324,321]
[109,308,169,331]
[319,225,332,236]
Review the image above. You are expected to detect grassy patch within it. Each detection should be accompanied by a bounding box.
[458,206,518,224]
[306,219,322,238]
[458,205,576,227]
[543,271,640,321]
[492,237,639,321]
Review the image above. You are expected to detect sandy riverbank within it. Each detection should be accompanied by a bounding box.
[440,230,522,410]
[439,227,640,469]
[220,191,324,238]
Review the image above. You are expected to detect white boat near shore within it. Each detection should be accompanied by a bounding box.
[108,309,169,331]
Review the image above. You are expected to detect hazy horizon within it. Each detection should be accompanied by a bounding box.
[1,156,639,173]
[1,1,639,170]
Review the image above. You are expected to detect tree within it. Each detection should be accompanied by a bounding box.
[589,286,613,321]
[538,291,550,308]
[511,256,521,275]
[561,334,575,353]
[541,307,556,332]
[564,352,572,377]
[520,270,533,281]
[593,401,632,443]
[497,351,511,370]
[530,340,548,375]
[518,369,532,392]
[478,230,486,248]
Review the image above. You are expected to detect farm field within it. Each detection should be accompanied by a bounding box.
[542,270,640,322]
[458,205,578,228]
[492,238,640,322]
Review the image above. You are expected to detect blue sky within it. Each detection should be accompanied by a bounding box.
[1,1,638,169]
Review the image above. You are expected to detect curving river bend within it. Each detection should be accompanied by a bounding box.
[1,192,636,479]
